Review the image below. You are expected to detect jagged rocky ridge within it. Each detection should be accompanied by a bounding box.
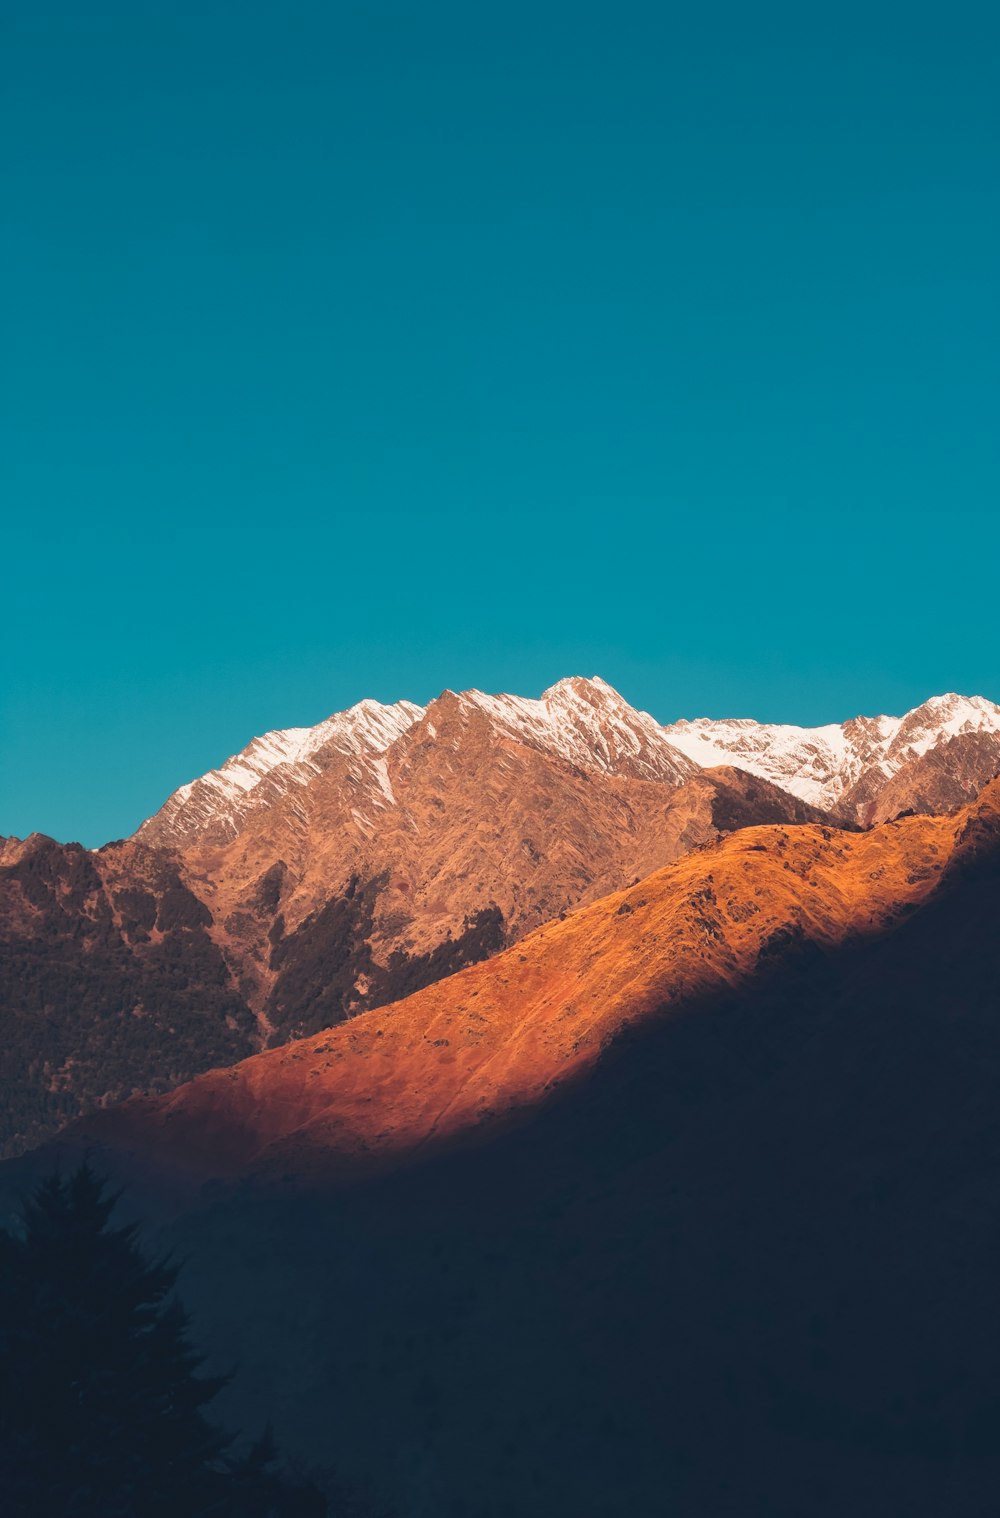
[663,690,1000,821]
[140,681,1000,850]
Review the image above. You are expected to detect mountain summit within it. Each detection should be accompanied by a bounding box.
[664,690,1000,821]
[136,677,697,853]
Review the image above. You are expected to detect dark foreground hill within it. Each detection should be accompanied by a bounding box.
[8,787,1000,1515]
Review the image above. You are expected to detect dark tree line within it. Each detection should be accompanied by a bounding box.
[0,1165,328,1517]
[0,838,257,1159]
[266,872,506,1045]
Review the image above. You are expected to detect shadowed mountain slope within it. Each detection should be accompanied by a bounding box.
[67,782,993,1185]
[16,783,1000,1518]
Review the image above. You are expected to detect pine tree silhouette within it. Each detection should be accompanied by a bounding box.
[0,1163,327,1518]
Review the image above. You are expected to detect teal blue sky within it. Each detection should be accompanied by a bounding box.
[3,1,999,846]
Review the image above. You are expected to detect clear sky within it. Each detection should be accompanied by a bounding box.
[2,1,999,846]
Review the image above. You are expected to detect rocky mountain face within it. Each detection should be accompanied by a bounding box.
[129,678,1000,1045]
[0,678,828,1156]
[3,676,999,1159]
[135,696,426,853]
[23,781,1000,1518]
[663,691,1000,821]
[140,681,1000,863]
[860,728,1000,825]
[155,679,833,1042]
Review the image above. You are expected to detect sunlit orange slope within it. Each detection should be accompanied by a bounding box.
[75,781,1000,1183]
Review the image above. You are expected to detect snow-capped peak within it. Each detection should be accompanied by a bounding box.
[458,676,697,785]
[663,693,1000,812]
[137,698,424,847]
[887,694,1000,760]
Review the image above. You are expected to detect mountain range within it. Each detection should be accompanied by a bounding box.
[11,749,1000,1516]
[3,676,1000,1157]
[70,770,1000,1187]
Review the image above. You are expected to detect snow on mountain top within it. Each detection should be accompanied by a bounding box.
[663,693,1000,810]
[173,698,423,800]
[889,694,1000,757]
[136,678,1000,846]
[138,698,424,845]
[460,676,696,784]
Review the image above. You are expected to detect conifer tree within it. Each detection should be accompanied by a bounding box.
[0,1163,326,1517]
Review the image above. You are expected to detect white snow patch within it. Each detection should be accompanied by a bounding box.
[663,694,1000,809]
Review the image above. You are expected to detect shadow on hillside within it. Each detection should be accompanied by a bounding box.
[8,833,1000,1516]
